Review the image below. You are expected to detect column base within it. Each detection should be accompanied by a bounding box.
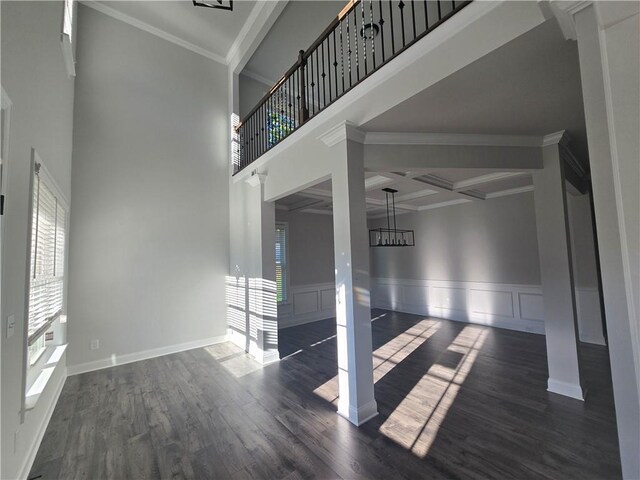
[337,400,379,426]
[547,378,586,401]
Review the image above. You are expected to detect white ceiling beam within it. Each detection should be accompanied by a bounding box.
[452,171,530,191]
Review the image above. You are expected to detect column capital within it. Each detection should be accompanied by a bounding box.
[245,171,267,187]
[318,121,366,147]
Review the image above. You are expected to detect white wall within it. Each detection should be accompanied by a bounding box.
[275,209,334,286]
[567,191,605,345]
[239,73,269,120]
[275,209,335,328]
[370,192,541,285]
[1,2,75,478]
[67,6,229,373]
[369,192,605,340]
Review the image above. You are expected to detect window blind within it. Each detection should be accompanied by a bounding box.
[275,224,288,303]
[28,168,66,344]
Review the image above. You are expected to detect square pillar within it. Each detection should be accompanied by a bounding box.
[568,3,640,477]
[322,122,378,426]
[533,133,585,400]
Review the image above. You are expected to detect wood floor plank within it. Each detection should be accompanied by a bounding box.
[30,309,622,479]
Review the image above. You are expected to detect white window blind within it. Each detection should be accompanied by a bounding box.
[275,224,288,303]
[28,167,66,344]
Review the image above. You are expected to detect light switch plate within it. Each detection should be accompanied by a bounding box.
[7,314,15,338]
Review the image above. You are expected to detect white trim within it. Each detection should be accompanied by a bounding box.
[364,132,545,147]
[278,282,336,329]
[298,208,333,216]
[81,0,227,65]
[453,172,529,191]
[541,130,568,147]
[372,277,546,335]
[547,377,585,401]
[318,121,366,147]
[67,335,228,375]
[17,363,67,480]
[227,0,289,73]
[485,185,535,199]
[239,69,276,89]
[246,172,267,187]
[416,198,473,211]
[338,399,379,426]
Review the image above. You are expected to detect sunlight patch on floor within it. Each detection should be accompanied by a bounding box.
[313,318,442,405]
[379,326,488,457]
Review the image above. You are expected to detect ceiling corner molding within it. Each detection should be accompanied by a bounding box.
[363,132,544,148]
[240,69,277,88]
[541,130,568,147]
[227,0,289,73]
[485,185,535,199]
[81,1,227,65]
[318,121,365,147]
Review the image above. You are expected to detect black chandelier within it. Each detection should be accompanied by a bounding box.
[193,0,233,11]
[369,188,415,247]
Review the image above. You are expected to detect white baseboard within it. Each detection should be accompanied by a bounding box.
[67,335,228,376]
[18,363,67,480]
[338,399,379,426]
[547,377,585,401]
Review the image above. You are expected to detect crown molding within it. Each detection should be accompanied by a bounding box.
[240,69,277,88]
[364,132,545,147]
[416,198,473,211]
[541,130,568,147]
[81,1,227,65]
[485,185,534,199]
[318,121,366,147]
[452,171,528,191]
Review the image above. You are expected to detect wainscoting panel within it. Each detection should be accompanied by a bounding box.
[278,283,336,329]
[372,278,545,335]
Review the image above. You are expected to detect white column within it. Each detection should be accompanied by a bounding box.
[244,174,279,364]
[324,123,378,426]
[533,134,585,400]
[570,3,640,477]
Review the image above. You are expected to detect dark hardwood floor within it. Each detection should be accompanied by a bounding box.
[30,310,621,479]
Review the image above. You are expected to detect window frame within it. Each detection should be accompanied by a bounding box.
[61,0,76,77]
[275,222,290,304]
[22,150,69,417]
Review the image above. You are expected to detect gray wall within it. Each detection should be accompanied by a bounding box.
[239,73,269,120]
[370,193,541,285]
[276,209,334,287]
[567,192,598,289]
[67,6,229,369]
[1,1,76,477]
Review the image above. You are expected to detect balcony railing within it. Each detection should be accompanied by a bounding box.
[234,0,471,174]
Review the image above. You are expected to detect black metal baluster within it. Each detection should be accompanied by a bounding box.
[437,0,442,21]
[399,1,406,48]
[424,0,429,29]
[346,16,352,88]
[332,30,338,99]
[315,48,320,110]
[378,0,385,63]
[388,0,395,55]
[361,1,367,76]
[369,0,376,69]
[411,0,416,40]
[354,8,360,82]
[341,20,347,91]
[321,41,327,108]
[309,51,315,116]
[326,38,333,103]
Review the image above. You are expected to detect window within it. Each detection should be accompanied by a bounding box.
[63,0,74,40]
[275,223,288,303]
[61,0,76,77]
[27,162,66,350]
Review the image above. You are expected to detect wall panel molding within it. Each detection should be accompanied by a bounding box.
[278,282,336,328]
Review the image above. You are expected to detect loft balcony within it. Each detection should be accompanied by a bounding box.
[234,0,471,174]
